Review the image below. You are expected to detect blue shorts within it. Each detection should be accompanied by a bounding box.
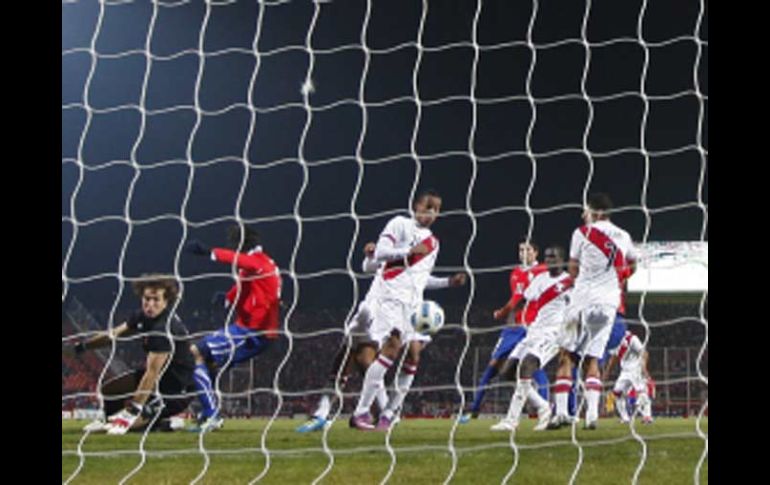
[196,323,271,370]
[599,314,628,365]
[491,326,527,361]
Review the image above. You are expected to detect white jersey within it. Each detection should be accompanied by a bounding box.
[361,255,384,306]
[612,332,645,373]
[524,271,573,332]
[375,215,439,306]
[569,219,637,308]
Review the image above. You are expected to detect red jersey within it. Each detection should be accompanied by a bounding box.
[212,247,282,338]
[505,263,548,324]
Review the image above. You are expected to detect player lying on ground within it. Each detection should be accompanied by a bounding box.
[460,240,549,423]
[66,275,195,435]
[185,225,282,432]
[490,246,573,432]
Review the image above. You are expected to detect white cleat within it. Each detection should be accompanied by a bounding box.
[82,419,109,433]
[490,419,518,432]
[169,416,186,431]
[533,406,552,431]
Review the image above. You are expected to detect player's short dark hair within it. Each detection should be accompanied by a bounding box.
[518,239,539,254]
[227,224,261,251]
[545,245,565,260]
[587,193,613,212]
[132,274,179,305]
[413,189,441,207]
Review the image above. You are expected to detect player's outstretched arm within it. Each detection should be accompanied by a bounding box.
[493,296,525,321]
[66,322,130,356]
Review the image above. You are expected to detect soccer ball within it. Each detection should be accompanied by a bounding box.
[411,300,445,335]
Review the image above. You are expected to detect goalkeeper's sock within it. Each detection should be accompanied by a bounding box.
[470,365,499,413]
[193,364,218,418]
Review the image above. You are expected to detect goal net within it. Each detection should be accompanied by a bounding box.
[62,0,707,483]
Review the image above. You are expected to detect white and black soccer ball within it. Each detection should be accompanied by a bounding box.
[411,300,445,335]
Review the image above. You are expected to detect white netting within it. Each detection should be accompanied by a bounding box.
[62,0,707,483]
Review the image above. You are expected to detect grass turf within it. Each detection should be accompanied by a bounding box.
[62,417,707,484]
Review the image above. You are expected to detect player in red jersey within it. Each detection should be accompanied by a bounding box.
[185,225,282,432]
[460,240,549,422]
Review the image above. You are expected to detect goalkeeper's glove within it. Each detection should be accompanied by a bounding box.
[106,402,142,435]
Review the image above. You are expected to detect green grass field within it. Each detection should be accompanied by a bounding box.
[62,417,707,484]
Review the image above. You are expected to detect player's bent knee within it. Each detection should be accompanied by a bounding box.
[520,355,539,379]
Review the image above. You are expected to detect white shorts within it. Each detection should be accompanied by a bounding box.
[508,328,561,367]
[561,303,616,358]
[369,298,431,349]
[345,300,377,346]
[613,369,646,396]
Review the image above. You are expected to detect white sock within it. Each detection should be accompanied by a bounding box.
[354,355,392,416]
[554,378,572,416]
[313,394,331,420]
[383,360,417,420]
[637,391,651,419]
[376,387,388,413]
[585,377,602,423]
[505,379,531,423]
[527,383,550,414]
[615,391,629,421]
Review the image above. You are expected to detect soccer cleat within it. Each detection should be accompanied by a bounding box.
[546,414,571,430]
[296,416,327,433]
[349,413,375,431]
[641,416,654,425]
[458,411,479,424]
[189,414,224,433]
[375,416,393,431]
[490,419,518,432]
[584,420,597,430]
[169,416,186,431]
[533,406,552,431]
[619,417,630,424]
[83,419,109,433]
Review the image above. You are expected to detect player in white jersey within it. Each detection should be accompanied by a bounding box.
[603,330,653,424]
[351,189,463,430]
[549,193,638,430]
[296,241,464,432]
[491,246,573,432]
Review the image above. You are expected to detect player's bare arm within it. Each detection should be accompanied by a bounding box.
[69,322,131,354]
[132,351,171,407]
[568,258,580,279]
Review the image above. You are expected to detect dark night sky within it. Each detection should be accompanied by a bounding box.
[62,0,708,318]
